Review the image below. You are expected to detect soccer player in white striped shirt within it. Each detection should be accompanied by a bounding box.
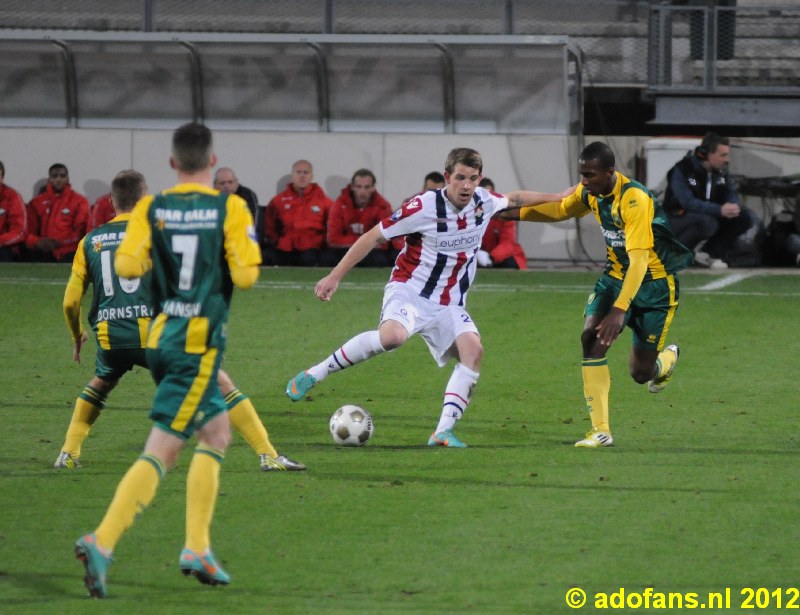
[286,147,516,447]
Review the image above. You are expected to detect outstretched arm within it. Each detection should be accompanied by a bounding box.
[500,187,583,222]
[315,224,386,301]
[505,190,565,210]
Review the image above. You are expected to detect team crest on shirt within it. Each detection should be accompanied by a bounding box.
[61,208,71,215]
[92,239,103,252]
[311,205,321,213]
[391,197,423,222]
[156,218,166,231]
[474,204,485,223]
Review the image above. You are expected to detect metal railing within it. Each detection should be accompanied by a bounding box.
[0,0,650,85]
[1,1,796,130]
[0,31,582,134]
[647,3,800,94]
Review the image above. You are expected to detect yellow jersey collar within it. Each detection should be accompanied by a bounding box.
[162,182,219,196]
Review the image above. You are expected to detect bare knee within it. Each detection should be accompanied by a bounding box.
[216,369,234,396]
[196,413,232,452]
[198,428,232,451]
[89,376,117,395]
[581,328,601,357]
[455,333,483,370]
[379,322,408,351]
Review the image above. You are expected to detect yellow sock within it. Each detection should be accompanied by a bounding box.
[582,359,611,433]
[185,445,224,553]
[655,346,678,379]
[226,391,278,458]
[62,387,106,457]
[95,455,165,552]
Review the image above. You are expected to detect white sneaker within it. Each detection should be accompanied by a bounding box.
[693,250,712,267]
[694,251,727,269]
[575,429,614,448]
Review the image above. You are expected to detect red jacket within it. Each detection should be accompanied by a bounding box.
[265,183,332,252]
[0,183,27,248]
[328,186,393,250]
[482,218,527,269]
[26,183,89,260]
[88,193,116,231]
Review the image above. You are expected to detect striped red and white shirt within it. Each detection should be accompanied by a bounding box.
[380,186,509,306]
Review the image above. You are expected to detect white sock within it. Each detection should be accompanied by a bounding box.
[434,363,479,434]
[308,331,385,382]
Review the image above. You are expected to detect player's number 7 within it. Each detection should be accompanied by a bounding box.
[172,234,199,290]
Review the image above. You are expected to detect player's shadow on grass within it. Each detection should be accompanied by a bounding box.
[3,570,271,603]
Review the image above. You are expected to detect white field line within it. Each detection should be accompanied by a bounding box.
[2,274,798,297]
[693,271,759,291]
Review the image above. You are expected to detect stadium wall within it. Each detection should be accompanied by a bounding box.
[3,129,798,263]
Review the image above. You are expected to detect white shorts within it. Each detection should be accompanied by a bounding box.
[380,282,479,367]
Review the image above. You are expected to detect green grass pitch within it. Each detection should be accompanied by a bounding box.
[1,263,798,613]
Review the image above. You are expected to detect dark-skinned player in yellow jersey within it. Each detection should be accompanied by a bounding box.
[505,141,692,448]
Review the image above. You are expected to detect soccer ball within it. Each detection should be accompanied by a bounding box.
[329,405,374,446]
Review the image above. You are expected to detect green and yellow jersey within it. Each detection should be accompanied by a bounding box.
[63,212,152,350]
[522,172,692,281]
[115,183,261,355]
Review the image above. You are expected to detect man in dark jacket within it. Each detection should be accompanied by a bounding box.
[662,133,756,269]
[213,167,264,260]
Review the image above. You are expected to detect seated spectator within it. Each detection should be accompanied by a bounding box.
[87,193,115,231]
[662,133,757,269]
[764,208,800,268]
[476,178,527,269]
[214,166,266,261]
[214,166,258,220]
[24,163,89,263]
[402,170,445,203]
[264,160,332,266]
[422,171,446,193]
[0,160,27,262]
[390,171,447,262]
[325,169,393,267]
